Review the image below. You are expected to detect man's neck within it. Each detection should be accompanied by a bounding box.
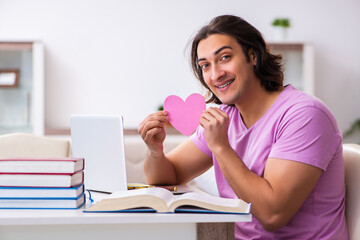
[235,85,284,129]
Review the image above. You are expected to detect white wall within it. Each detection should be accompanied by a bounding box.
[0,0,359,134]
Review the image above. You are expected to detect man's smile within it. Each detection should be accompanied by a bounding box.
[216,79,234,89]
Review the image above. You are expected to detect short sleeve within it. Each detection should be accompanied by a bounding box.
[191,125,212,157]
[269,106,342,171]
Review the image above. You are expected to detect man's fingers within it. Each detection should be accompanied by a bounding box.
[138,111,169,134]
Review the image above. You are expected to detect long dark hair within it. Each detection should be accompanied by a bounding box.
[190,15,284,104]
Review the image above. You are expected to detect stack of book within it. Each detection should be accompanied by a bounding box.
[0,157,85,209]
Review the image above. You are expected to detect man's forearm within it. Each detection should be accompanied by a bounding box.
[143,151,178,185]
[213,146,322,231]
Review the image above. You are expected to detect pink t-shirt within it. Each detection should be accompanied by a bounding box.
[191,85,348,239]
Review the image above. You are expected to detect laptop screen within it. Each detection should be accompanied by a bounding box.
[70,115,127,193]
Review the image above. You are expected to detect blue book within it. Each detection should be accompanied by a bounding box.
[0,192,85,209]
[0,184,84,199]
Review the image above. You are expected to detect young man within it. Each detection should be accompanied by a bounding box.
[138,15,348,239]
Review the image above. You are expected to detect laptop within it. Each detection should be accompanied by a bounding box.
[70,115,127,193]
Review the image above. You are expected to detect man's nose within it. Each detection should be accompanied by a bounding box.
[211,65,225,81]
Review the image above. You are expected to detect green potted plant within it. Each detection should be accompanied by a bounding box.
[343,118,360,143]
[272,18,291,41]
[157,104,164,111]
[272,18,291,28]
[157,104,172,128]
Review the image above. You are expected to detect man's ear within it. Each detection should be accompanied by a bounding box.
[248,49,257,66]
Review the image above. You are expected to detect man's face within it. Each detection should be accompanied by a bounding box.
[197,34,257,106]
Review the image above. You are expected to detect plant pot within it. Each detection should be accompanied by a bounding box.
[273,26,288,41]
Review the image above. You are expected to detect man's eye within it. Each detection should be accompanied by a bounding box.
[221,55,231,61]
[200,64,208,69]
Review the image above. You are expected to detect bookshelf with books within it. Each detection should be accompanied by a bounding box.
[0,157,85,209]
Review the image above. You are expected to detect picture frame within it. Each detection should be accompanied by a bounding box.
[0,69,19,88]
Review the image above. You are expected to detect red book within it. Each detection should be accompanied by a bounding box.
[0,157,84,174]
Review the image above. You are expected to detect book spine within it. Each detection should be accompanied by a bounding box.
[0,184,84,190]
[0,158,84,162]
[0,184,85,199]
[0,194,86,209]
[0,192,85,200]
[0,171,84,188]
[0,158,84,174]
[0,172,78,175]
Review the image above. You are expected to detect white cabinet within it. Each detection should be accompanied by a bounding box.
[0,41,44,135]
[268,42,314,95]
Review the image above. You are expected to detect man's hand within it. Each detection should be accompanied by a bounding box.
[200,107,231,153]
[138,111,169,156]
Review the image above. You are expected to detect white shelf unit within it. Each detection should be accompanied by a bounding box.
[0,41,44,135]
[268,42,314,95]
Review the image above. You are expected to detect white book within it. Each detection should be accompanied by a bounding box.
[0,157,84,174]
[0,171,84,187]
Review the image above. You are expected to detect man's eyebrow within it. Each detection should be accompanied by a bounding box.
[198,46,233,62]
[215,46,232,55]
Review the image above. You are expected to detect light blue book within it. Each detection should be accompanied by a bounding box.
[0,184,84,199]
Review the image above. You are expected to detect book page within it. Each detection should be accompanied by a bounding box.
[108,187,175,202]
[168,192,251,213]
[86,187,176,212]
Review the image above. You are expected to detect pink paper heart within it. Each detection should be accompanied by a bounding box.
[164,93,206,136]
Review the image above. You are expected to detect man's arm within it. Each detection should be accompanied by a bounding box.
[143,138,212,185]
[200,107,322,231]
[214,148,321,231]
[139,111,212,185]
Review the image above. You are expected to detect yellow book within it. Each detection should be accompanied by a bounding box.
[84,187,251,214]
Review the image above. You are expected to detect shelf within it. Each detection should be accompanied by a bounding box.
[0,41,44,135]
[268,42,314,95]
[0,42,33,51]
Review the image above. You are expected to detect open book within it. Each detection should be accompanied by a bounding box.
[84,187,251,214]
